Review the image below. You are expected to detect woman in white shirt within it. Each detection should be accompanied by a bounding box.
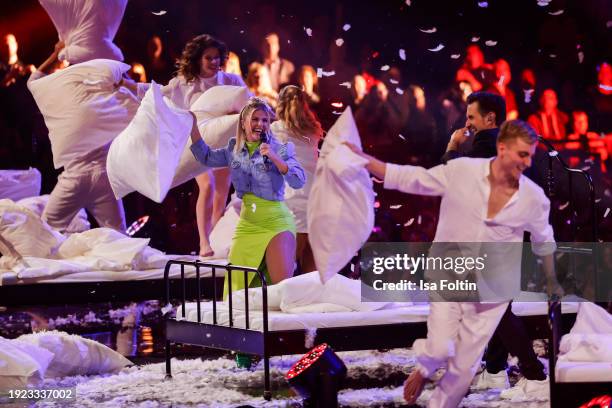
[271,85,323,272]
[125,34,246,257]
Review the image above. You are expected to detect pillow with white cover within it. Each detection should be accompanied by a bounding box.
[17,195,90,233]
[0,168,41,202]
[190,85,251,119]
[307,107,375,282]
[39,0,127,64]
[171,114,239,188]
[27,59,139,169]
[107,81,192,203]
[0,337,54,390]
[0,199,64,259]
[209,195,241,259]
[17,331,131,377]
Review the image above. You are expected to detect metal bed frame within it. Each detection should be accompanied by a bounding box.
[0,263,224,307]
[163,259,577,401]
[539,138,611,407]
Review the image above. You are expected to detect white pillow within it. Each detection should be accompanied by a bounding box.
[170,115,239,189]
[209,196,241,259]
[0,337,54,390]
[107,81,192,203]
[570,302,612,335]
[307,107,375,282]
[17,195,90,233]
[28,59,139,169]
[17,331,131,377]
[190,85,251,118]
[0,199,64,259]
[0,168,41,201]
[40,0,127,64]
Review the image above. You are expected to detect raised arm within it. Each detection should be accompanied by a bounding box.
[189,113,231,168]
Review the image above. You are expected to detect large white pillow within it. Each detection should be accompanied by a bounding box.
[171,115,239,188]
[190,85,251,118]
[107,81,192,203]
[27,59,139,169]
[17,195,90,233]
[0,199,64,259]
[17,331,131,377]
[0,169,41,202]
[40,0,127,64]
[0,337,54,390]
[209,195,242,259]
[307,107,375,282]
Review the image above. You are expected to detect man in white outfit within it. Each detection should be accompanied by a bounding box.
[345,119,559,407]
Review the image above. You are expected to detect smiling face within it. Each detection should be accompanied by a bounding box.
[199,47,221,78]
[466,101,495,134]
[497,138,536,181]
[244,108,271,142]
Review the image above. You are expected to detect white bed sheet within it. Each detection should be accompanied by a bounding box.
[556,361,612,382]
[175,301,579,332]
[0,259,228,285]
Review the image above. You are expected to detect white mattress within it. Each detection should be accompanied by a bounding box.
[0,260,228,285]
[556,361,612,382]
[175,301,579,332]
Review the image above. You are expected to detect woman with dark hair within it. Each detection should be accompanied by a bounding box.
[123,34,247,258]
[271,85,323,273]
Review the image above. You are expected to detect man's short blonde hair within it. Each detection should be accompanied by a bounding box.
[497,120,538,145]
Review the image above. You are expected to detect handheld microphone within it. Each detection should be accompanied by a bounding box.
[260,130,270,164]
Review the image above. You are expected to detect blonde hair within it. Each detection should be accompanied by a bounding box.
[498,120,538,145]
[235,97,276,154]
[276,85,323,141]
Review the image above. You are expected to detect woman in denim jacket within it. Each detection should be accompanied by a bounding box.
[189,97,306,299]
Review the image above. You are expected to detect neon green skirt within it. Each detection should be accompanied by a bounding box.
[223,193,296,299]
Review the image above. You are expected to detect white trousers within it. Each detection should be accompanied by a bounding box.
[413,302,508,408]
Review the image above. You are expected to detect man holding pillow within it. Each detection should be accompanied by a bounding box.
[28,41,126,232]
[344,120,560,408]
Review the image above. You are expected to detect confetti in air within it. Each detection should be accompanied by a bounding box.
[381,65,390,71]
[399,49,407,60]
[240,30,245,34]
[485,40,498,46]
[335,38,344,46]
[471,36,480,42]
[548,9,564,15]
[497,75,505,87]
[477,1,488,7]
[331,102,343,108]
[427,44,445,52]
[151,10,167,16]
[304,27,313,37]
[332,111,343,115]
[549,54,557,58]
[251,203,257,212]
[600,84,612,91]
[419,27,437,33]
[396,88,404,95]
[578,51,584,63]
[390,204,403,209]
[405,0,411,5]
[343,24,351,31]
[558,201,570,210]
[390,78,399,84]
[404,218,415,227]
[537,0,551,6]
[524,89,535,103]
[339,81,351,88]
[605,208,611,218]
[417,215,422,224]
[451,54,461,59]
[398,134,406,140]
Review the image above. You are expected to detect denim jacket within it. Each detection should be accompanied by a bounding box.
[190,137,306,201]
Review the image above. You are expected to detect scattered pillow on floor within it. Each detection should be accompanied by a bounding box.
[190,85,251,118]
[39,0,127,64]
[0,199,64,260]
[0,169,41,202]
[307,107,375,283]
[17,331,131,377]
[28,59,139,169]
[0,337,54,390]
[107,81,192,203]
[17,195,90,233]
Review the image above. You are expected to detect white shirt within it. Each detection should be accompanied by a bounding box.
[384,157,556,300]
[137,71,246,109]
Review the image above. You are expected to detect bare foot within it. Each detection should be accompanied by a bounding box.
[404,369,427,405]
[199,243,214,258]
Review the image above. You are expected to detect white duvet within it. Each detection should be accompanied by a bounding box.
[558,302,612,363]
[7,228,189,280]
